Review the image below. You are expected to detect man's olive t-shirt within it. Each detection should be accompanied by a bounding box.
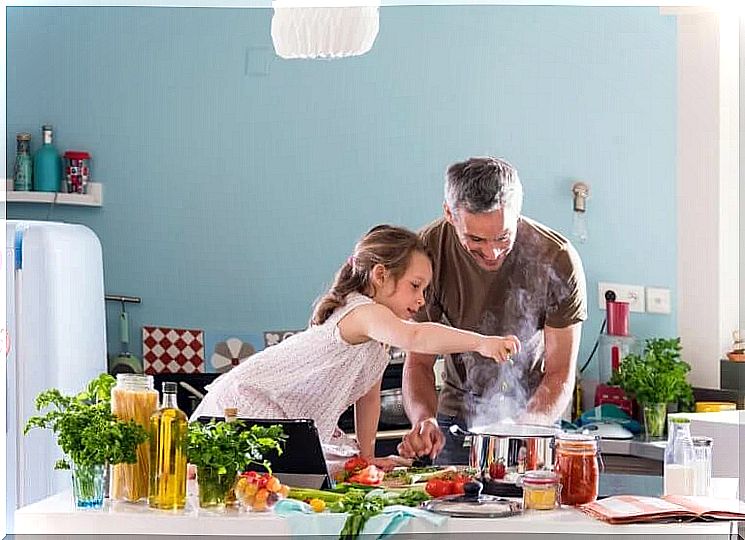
[416,216,587,421]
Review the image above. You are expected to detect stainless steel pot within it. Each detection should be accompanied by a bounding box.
[379,388,410,426]
[450,424,562,481]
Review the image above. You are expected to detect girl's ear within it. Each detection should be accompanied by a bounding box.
[371,263,388,289]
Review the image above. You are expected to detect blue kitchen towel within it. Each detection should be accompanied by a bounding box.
[274,499,447,538]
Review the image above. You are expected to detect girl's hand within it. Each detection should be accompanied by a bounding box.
[479,335,521,363]
[367,456,411,472]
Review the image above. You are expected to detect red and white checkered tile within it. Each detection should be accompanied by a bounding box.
[142,326,204,374]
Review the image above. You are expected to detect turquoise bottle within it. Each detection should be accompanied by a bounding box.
[33,125,62,192]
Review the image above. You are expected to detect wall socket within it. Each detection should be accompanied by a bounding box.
[597,282,646,313]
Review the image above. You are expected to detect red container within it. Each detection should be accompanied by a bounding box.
[606,301,629,336]
[63,151,91,194]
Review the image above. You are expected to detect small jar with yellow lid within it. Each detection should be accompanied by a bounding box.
[520,470,561,511]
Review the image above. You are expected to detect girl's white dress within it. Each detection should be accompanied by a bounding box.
[191,292,389,448]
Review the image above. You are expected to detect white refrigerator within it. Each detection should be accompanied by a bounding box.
[5,221,107,533]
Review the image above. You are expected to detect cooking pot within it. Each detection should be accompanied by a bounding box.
[450,424,562,482]
[379,388,409,426]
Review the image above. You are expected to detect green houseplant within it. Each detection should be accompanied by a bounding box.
[609,337,694,438]
[187,419,286,509]
[24,374,149,508]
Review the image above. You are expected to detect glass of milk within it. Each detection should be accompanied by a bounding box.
[691,436,713,497]
[663,417,696,496]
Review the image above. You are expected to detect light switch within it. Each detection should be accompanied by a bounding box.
[646,287,672,314]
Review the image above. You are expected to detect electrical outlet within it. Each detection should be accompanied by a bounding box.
[646,287,672,314]
[597,282,646,313]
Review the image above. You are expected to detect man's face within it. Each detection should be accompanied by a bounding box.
[445,204,519,271]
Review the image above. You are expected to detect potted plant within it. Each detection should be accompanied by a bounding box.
[609,337,694,438]
[24,374,149,508]
[186,419,285,510]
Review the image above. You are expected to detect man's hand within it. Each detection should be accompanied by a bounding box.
[397,417,445,459]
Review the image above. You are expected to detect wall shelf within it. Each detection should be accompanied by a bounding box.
[5,179,103,207]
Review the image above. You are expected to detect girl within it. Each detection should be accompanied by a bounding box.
[191,225,520,467]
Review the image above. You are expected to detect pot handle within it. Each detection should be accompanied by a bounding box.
[448,424,472,440]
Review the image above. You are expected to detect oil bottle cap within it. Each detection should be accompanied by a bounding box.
[162,381,178,394]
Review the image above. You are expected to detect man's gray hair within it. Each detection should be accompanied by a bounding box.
[444,156,523,215]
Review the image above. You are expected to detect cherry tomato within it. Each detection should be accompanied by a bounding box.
[451,480,466,495]
[425,478,452,498]
[489,460,506,480]
[344,457,369,473]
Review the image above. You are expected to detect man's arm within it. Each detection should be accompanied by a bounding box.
[398,351,444,458]
[521,323,581,425]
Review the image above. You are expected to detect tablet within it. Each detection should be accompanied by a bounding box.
[195,416,333,489]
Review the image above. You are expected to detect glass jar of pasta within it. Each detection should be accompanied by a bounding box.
[110,374,159,502]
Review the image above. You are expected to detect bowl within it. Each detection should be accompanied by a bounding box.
[726,351,745,362]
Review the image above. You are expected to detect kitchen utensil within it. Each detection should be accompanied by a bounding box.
[379,388,409,426]
[421,480,522,518]
[450,424,561,488]
[179,381,205,400]
[109,300,142,375]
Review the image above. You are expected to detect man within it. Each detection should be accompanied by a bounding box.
[398,156,587,464]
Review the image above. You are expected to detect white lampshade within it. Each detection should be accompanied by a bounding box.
[271,4,380,59]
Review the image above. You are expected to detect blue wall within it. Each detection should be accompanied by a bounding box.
[6,6,677,379]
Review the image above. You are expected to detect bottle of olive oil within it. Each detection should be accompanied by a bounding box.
[148,382,187,509]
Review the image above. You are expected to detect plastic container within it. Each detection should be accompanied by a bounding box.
[694,402,736,413]
[554,434,601,505]
[110,374,159,502]
[63,151,91,194]
[520,470,560,510]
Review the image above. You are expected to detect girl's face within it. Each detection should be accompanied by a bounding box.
[373,251,433,320]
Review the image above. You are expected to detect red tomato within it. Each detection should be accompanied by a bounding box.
[451,480,466,495]
[344,457,369,473]
[425,478,452,498]
[489,460,506,480]
[348,465,385,486]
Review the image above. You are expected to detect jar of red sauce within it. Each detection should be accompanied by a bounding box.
[554,433,601,505]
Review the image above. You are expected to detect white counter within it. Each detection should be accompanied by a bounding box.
[14,489,739,539]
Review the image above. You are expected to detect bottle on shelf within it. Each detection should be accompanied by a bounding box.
[664,417,696,496]
[32,124,62,192]
[13,133,33,191]
[148,382,188,510]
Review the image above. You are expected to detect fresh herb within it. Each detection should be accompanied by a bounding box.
[329,488,430,540]
[186,419,286,475]
[609,337,694,410]
[24,373,149,470]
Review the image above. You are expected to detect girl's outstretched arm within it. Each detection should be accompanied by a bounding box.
[354,377,382,460]
[339,303,520,363]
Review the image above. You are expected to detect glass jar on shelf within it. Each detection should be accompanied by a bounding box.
[554,433,601,506]
[110,374,159,502]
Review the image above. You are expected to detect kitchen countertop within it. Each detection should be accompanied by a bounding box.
[14,477,740,538]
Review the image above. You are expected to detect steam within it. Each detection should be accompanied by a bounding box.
[464,260,575,430]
